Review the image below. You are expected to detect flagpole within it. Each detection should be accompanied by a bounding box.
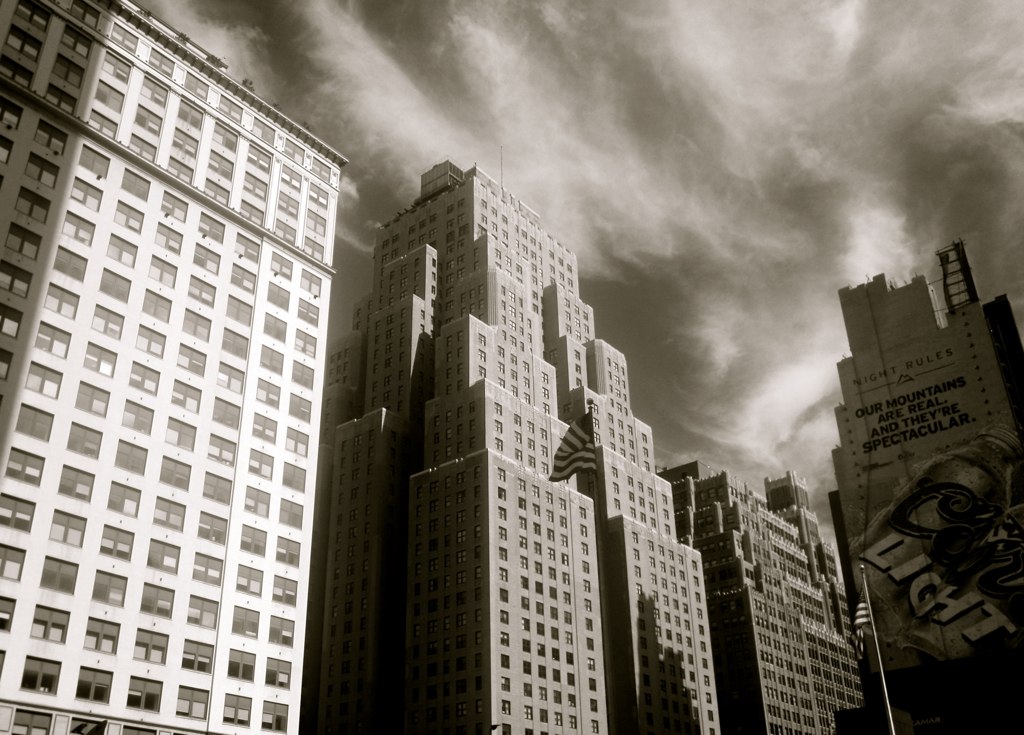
[861,564,897,735]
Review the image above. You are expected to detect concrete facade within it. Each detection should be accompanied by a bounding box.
[0,1,345,733]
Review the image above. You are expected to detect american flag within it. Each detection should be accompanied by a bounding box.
[851,595,871,659]
[549,411,597,482]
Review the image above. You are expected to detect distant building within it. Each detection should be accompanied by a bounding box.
[308,160,719,735]
[658,463,862,735]
[0,1,346,734]
[829,242,1024,733]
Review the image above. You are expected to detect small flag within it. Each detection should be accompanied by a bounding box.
[549,412,597,482]
[851,596,870,659]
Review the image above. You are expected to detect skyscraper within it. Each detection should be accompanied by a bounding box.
[658,462,862,735]
[0,1,345,733]
[310,160,718,735]
[828,243,1024,733]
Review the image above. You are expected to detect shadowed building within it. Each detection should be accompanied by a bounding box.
[0,1,346,734]
[658,464,862,735]
[309,160,719,735]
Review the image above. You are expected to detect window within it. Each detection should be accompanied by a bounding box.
[0,543,26,579]
[0,494,33,531]
[84,343,117,376]
[236,233,260,261]
[114,201,143,232]
[121,168,150,200]
[107,482,140,517]
[31,606,69,642]
[149,256,177,287]
[107,235,138,266]
[140,76,167,106]
[91,571,127,606]
[12,711,53,735]
[92,304,124,338]
[7,222,41,258]
[76,667,112,702]
[177,686,209,719]
[269,616,294,646]
[129,131,157,160]
[147,540,180,573]
[6,448,44,486]
[204,473,232,504]
[114,440,147,474]
[35,120,67,154]
[290,394,312,422]
[165,417,197,452]
[231,264,256,292]
[253,414,277,442]
[156,223,182,252]
[140,583,174,618]
[232,606,259,637]
[177,345,206,376]
[40,556,76,592]
[187,595,218,628]
[25,363,61,399]
[24,154,58,188]
[227,295,253,325]
[292,362,314,389]
[79,145,110,177]
[122,399,153,434]
[280,500,303,529]
[276,537,300,566]
[0,303,22,338]
[193,553,223,585]
[67,423,101,458]
[224,694,253,726]
[50,510,85,546]
[194,245,221,276]
[99,525,133,559]
[256,379,280,407]
[16,403,53,439]
[265,658,291,688]
[215,333,246,365]
[142,289,172,321]
[213,398,241,428]
[0,260,32,297]
[198,213,225,242]
[298,298,319,325]
[70,178,102,210]
[129,362,160,394]
[98,267,130,301]
[0,94,23,127]
[21,657,61,694]
[149,47,174,76]
[240,524,267,554]
[171,380,201,412]
[84,617,119,653]
[228,649,256,680]
[282,463,305,491]
[268,282,289,309]
[181,639,213,672]
[209,435,237,465]
[188,276,216,306]
[295,330,317,358]
[153,497,185,530]
[58,466,94,500]
[45,283,78,318]
[127,677,162,712]
[134,630,168,663]
[236,565,263,596]
[35,322,70,357]
[198,512,227,543]
[218,362,244,393]
[249,449,273,479]
[264,314,287,341]
[262,702,289,732]
[137,325,166,357]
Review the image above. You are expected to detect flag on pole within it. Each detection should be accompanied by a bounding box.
[549,411,597,482]
[851,595,870,659]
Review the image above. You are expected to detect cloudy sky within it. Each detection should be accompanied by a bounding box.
[140,0,1024,535]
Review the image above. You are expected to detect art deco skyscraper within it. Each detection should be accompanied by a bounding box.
[311,160,719,735]
[658,463,862,735]
[0,1,345,733]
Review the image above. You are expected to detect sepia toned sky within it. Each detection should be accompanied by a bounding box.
[139,0,1024,537]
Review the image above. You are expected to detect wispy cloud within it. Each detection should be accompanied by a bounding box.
[141,0,1024,535]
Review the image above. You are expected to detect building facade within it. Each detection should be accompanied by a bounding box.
[310,160,719,735]
[0,1,346,734]
[659,463,862,735]
[828,243,1024,733]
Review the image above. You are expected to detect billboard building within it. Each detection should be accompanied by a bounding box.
[829,242,1024,732]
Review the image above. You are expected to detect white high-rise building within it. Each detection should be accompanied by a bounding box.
[0,1,346,734]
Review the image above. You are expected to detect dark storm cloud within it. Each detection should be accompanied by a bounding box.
[142,0,1024,536]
